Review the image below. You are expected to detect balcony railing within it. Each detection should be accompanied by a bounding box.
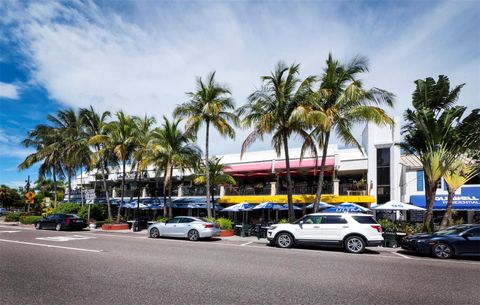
[181,186,220,196]
[278,184,333,195]
[224,186,272,196]
[339,183,367,196]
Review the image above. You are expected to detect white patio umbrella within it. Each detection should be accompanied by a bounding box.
[253,202,284,222]
[222,202,253,223]
[371,200,426,211]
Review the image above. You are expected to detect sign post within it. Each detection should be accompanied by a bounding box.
[85,189,96,223]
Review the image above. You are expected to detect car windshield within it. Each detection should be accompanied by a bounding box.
[66,214,81,219]
[293,215,307,224]
[435,225,470,236]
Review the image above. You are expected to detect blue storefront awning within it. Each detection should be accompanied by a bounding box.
[410,186,480,210]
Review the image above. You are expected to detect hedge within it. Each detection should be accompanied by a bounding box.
[20,215,43,224]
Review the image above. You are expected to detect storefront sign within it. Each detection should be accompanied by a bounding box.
[410,186,480,210]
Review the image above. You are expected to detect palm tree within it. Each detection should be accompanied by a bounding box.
[193,157,236,218]
[402,75,479,231]
[102,111,138,223]
[440,160,477,229]
[131,115,156,217]
[18,125,64,206]
[238,62,315,222]
[81,106,114,220]
[295,54,394,212]
[174,72,238,218]
[149,117,201,218]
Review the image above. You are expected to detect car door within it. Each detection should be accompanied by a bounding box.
[317,215,349,242]
[457,227,480,255]
[162,218,181,236]
[176,218,196,237]
[44,215,57,229]
[296,216,322,240]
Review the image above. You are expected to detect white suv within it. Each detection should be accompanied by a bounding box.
[267,213,383,253]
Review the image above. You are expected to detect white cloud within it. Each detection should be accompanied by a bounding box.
[2,1,479,154]
[0,129,32,158]
[0,82,19,100]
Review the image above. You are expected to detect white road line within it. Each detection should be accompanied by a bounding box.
[392,252,413,259]
[0,231,20,233]
[240,241,253,246]
[0,238,103,253]
[36,235,96,242]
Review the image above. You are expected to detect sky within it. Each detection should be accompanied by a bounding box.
[0,0,479,188]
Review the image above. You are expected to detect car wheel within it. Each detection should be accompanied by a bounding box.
[275,232,294,248]
[188,229,200,241]
[55,223,62,231]
[344,236,366,254]
[149,227,160,238]
[432,243,453,259]
[35,222,42,230]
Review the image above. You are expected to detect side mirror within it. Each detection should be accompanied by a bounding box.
[298,221,304,227]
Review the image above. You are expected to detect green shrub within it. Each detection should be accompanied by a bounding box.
[215,218,233,230]
[49,202,81,215]
[5,212,21,222]
[378,219,396,231]
[78,204,107,221]
[156,216,170,223]
[19,215,43,224]
[278,218,289,224]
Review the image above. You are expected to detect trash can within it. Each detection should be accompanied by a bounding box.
[383,230,398,248]
[132,218,148,232]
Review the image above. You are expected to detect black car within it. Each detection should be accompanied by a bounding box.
[35,214,87,231]
[401,224,480,259]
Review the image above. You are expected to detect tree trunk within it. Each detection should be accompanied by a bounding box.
[439,189,455,230]
[136,169,142,223]
[423,176,438,233]
[163,164,169,217]
[80,167,84,206]
[282,132,294,222]
[101,160,112,220]
[205,120,212,218]
[68,168,72,202]
[168,163,174,219]
[53,168,58,208]
[117,158,126,223]
[211,185,216,219]
[313,131,330,213]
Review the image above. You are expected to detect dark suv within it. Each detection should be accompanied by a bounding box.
[35,214,87,231]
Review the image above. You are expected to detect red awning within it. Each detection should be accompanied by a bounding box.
[275,157,335,170]
[224,162,272,173]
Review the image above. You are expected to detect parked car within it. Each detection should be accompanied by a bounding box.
[35,214,87,231]
[267,213,384,253]
[0,207,7,216]
[401,224,480,259]
[147,216,221,241]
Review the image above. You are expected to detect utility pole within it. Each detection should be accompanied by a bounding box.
[25,175,31,212]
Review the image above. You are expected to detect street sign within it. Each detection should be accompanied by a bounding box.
[45,197,50,207]
[25,191,35,204]
[86,189,95,204]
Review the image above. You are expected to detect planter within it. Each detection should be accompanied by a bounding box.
[101,223,129,230]
[219,229,235,237]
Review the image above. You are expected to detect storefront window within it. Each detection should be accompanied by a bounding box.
[376,147,390,204]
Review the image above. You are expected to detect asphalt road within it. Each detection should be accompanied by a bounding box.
[1,225,479,305]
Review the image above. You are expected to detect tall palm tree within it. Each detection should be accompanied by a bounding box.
[18,125,64,206]
[149,117,201,218]
[441,160,477,229]
[294,54,394,212]
[81,106,114,220]
[193,157,236,218]
[174,72,238,218]
[102,111,138,223]
[402,75,479,230]
[238,62,315,222]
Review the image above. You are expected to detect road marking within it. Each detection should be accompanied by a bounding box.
[0,230,20,233]
[36,235,95,242]
[0,225,32,230]
[0,238,102,253]
[392,252,413,259]
[240,241,253,246]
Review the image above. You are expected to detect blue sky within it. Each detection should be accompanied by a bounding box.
[0,0,479,188]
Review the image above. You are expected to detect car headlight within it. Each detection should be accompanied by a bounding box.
[269,225,277,230]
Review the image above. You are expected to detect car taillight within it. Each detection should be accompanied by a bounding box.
[203,224,213,228]
[371,225,382,233]
[66,218,71,225]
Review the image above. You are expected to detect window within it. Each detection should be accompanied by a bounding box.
[352,216,378,224]
[179,218,195,223]
[376,148,391,204]
[416,170,424,191]
[302,216,321,224]
[167,218,181,224]
[320,215,347,224]
[466,227,480,237]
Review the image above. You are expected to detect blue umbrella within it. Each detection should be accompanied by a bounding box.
[281,204,302,211]
[322,202,370,213]
[222,202,252,223]
[305,202,334,209]
[252,202,284,210]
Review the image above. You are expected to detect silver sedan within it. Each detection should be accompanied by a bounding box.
[147,216,221,241]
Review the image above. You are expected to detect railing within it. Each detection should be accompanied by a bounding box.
[181,186,220,196]
[339,183,367,196]
[278,184,333,195]
[224,186,272,196]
